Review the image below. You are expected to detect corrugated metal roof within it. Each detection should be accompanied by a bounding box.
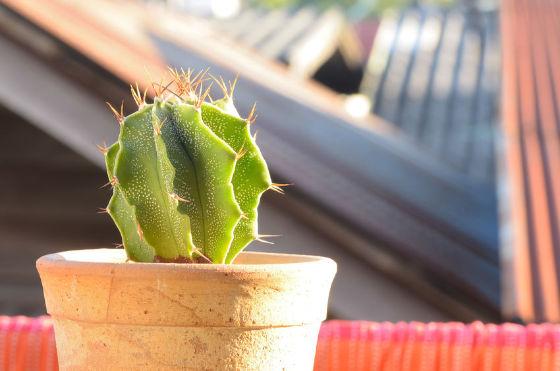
[212,6,362,80]
[361,6,499,183]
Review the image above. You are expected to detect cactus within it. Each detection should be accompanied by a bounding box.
[101,70,283,264]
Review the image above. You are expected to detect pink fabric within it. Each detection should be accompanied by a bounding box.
[2,317,560,370]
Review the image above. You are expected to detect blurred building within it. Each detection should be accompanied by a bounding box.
[0,0,555,324]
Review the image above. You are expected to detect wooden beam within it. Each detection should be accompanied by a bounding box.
[0,35,116,167]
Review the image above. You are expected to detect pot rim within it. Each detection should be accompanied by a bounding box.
[37,249,337,276]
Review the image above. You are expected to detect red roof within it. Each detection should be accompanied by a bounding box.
[500,0,560,322]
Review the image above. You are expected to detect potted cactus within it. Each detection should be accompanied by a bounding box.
[36,70,336,370]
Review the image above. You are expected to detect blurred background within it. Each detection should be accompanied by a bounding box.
[0,0,556,325]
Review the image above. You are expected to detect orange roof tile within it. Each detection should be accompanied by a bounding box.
[2,0,168,91]
[501,0,560,322]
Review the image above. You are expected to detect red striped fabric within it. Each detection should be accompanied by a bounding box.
[2,317,560,370]
[315,321,560,370]
[0,316,57,371]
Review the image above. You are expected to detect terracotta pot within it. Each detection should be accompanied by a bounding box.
[37,249,336,370]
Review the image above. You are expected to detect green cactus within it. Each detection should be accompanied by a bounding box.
[101,70,281,264]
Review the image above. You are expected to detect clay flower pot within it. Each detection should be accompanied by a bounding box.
[37,249,336,370]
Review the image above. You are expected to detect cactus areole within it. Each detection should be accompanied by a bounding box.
[103,70,281,264]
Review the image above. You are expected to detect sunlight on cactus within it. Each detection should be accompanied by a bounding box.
[101,69,285,264]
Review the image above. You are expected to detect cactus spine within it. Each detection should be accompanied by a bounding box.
[103,70,275,264]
